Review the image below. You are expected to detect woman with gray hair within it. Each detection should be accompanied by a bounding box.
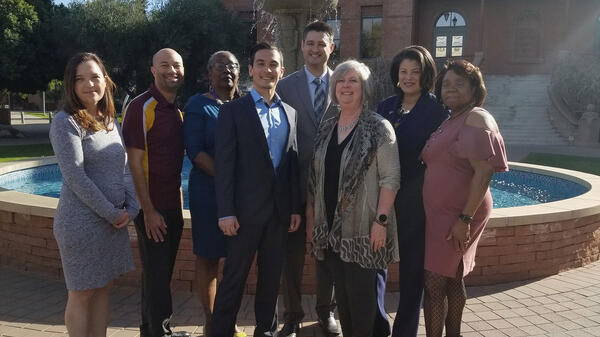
[306,59,401,336]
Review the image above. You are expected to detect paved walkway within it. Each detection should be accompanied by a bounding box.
[8,111,52,124]
[0,112,50,146]
[2,259,600,336]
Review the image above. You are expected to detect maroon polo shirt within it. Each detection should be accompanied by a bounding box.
[122,84,184,210]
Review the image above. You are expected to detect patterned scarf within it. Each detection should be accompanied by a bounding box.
[311,106,392,266]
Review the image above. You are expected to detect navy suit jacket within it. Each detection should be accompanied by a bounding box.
[215,94,300,226]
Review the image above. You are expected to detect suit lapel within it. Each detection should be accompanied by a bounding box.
[298,70,318,128]
[281,103,295,150]
[324,68,333,117]
[242,95,273,168]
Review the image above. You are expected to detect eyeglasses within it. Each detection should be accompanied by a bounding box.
[213,62,240,72]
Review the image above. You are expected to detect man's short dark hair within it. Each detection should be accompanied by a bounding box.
[249,42,284,67]
[303,21,334,44]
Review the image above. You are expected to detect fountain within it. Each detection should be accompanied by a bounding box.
[2,158,600,289]
[259,0,338,72]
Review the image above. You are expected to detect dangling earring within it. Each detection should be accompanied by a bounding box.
[209,84,223,105]
[396,81,401,88]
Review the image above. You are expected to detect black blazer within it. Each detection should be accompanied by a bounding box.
[215,94,300,226]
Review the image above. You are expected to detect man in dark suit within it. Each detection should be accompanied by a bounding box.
[211,42,301,337]
[276,21,340,337]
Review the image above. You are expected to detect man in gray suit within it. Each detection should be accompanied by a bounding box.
[276,21,339,337]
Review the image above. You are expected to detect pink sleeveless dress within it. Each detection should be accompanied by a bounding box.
[421,107,508,278]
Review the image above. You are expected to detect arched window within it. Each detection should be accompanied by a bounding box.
[434,11,466,59]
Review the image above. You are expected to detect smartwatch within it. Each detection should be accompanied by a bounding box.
[458,213,473,224]
[375,214,388,226]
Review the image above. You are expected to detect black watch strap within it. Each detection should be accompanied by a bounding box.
[375,214,388,226]
[459,213,473,224]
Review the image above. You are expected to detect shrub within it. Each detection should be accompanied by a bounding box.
[551,53,600,119]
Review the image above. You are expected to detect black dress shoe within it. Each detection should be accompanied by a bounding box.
[279,322,300,337]
[318,315,340,336]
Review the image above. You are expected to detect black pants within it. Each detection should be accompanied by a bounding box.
[281,212,336,324]
[211,214,288,337]
[326,250,378,337]
[392,174,426,337]
[135,208,184,337]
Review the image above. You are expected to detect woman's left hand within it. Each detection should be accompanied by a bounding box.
[446,220,471,252]
[112,209,130,229]
[370,222,387,252]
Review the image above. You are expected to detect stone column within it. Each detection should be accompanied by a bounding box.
[260,0,338,73]
[274,11,308,72]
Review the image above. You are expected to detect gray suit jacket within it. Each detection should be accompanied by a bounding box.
[277,67,333,205]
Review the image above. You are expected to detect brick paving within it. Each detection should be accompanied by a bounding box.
[2,260,600,337]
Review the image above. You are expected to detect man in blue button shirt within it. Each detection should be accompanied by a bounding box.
[212,42,302,337]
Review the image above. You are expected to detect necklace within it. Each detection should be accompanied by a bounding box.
[338,118,359,132]
[448,105,473,120]
[448,110,466,119]
[398,94,419,115]
[398,105,411,115]
[210,88,236,105]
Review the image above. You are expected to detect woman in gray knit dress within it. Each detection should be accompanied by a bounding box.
[49,53,138,337]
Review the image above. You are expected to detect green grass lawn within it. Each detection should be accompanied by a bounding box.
[24,111,52,119]
[521,153,600,176]
[0,144,54,162]
[25,111,122,123]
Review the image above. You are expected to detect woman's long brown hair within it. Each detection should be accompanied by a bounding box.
[63,52,116,131]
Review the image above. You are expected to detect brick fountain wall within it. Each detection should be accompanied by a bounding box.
[1,209,599,292]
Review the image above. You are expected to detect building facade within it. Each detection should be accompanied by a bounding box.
[222,0,600,75]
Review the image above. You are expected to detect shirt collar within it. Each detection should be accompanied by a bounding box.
[304,66,328,85]
[250,87,282,107]
[148,83,174,107]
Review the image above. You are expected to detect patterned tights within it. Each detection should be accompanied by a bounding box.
[423,263,466,337]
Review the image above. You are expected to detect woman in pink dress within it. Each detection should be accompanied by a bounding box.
[421,59,508,337]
